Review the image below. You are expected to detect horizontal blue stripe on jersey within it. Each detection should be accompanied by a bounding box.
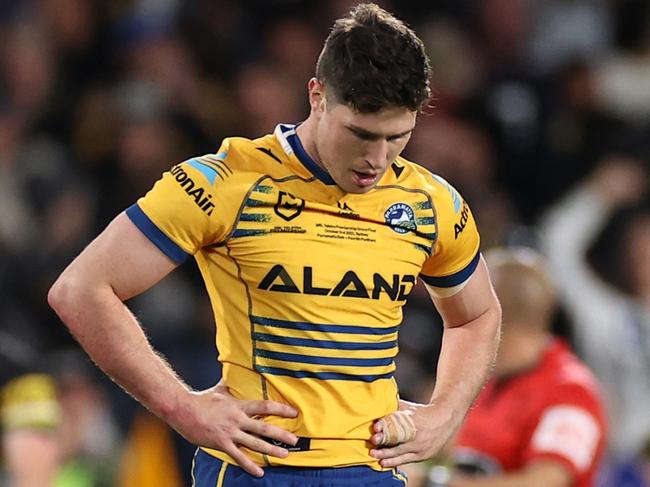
[232,229,268,238]
[253,184,274,194]
[416,217,436,225]
[253,333,397,350]
[419,250,480,288]
[238,213,272,222]
[245,198,266,207]
[256,366,394,382]
[125,204,189,264]
[255,349,395,367]
[252,316,398,335]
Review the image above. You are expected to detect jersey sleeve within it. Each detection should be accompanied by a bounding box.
[524,385,604,478]
[126,144,239,264]
[419,174,481,296]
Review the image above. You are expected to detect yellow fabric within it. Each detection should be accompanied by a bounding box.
[116,411,183,487]
[1,374,61,431]
[216,460,228,487]
[133,123,480,469]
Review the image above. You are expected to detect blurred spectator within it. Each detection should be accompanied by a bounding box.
[449,248,606,487]
[1,349,120,486]
[1,373,62,487]
[526,0,611,75]
[1,21,55,119]
[538,59,626,202]
[594,53,650,124]
[419,248,606,487]
[116,410,184,487]
[233,61,308,137]
[478,0,529,68]
[417,19,484,111]
[403,248,607,487]
[52,353,120,486]
[541,156,650,479]
[593,1,650,125]
[263,17,323,85]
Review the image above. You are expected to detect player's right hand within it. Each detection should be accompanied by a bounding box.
[168,383,298,477]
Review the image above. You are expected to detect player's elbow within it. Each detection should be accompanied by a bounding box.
[48,269,86,327]
[48,273,71,314]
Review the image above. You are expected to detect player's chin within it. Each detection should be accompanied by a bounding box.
[340,178,378,194]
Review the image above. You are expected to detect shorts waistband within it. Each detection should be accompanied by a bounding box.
[195,448,400,480]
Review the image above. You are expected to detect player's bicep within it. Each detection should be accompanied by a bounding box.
[427,256,499,328]
[65,212,178,301]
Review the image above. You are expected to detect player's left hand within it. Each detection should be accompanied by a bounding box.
[370,399,460,467]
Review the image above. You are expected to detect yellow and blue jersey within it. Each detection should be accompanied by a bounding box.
[126,123,480,469]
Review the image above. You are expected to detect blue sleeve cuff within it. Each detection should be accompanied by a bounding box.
[419,251,480,288]
[125,204,190,265]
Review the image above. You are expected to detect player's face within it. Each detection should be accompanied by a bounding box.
[311,84,417,194]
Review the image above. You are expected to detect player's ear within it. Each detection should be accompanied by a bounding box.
[308,78,326,115]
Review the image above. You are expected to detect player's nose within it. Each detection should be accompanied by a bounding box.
[365,139,390,170]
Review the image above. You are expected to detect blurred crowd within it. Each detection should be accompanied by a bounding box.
[1,0,650,485]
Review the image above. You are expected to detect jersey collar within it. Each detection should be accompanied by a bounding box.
[274,123,337,185]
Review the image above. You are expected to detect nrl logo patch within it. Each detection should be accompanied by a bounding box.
[384,203,416,234]
[274,191,305,221]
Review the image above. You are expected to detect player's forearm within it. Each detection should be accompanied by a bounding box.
[48,276,191,422]
[431,303,500,427]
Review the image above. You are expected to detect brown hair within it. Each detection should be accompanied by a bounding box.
[316,3,431,113]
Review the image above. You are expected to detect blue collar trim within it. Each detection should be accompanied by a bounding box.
[282,124,336,185]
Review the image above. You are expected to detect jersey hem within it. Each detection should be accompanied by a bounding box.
[420,250,480,288]
[125,204,190,264]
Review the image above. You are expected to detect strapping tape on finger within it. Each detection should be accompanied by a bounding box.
[377,410,417,446]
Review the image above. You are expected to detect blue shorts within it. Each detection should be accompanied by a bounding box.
[191,448,408,486]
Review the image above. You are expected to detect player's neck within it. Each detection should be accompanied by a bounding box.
[295,117,325,171]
